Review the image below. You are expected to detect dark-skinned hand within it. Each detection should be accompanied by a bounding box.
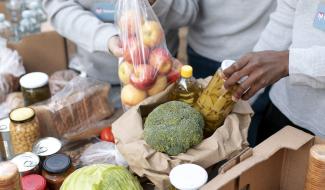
[223,50,290,101]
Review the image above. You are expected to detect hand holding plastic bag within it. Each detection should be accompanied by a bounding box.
[116,0,181,108]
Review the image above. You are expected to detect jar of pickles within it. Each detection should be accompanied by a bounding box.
[20,72,51,106]
[9,107,40,155]
[194,60,239,137]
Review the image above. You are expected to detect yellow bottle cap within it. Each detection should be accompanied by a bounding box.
[181,65,193,78]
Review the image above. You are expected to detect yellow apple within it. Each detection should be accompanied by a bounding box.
[121,84,147,106]
[118,61,134,84]
[147,75,168,96]
[141,21,163,47]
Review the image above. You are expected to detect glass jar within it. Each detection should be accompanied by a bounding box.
[20,72,51,106]
[9,107,40,155]
[194,60,239,137]
[42,154,74,190]
[0,161,22,190]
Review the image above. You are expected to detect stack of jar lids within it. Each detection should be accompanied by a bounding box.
[305,145,325,190]
[0,162,21,190]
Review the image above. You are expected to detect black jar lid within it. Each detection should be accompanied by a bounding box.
[43,154,71,174]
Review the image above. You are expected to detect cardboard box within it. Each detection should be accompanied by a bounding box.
[202,127,323,190]
[8,31,69,75]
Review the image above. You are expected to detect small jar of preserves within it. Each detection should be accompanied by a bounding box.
[195,60,240,137]
[20,72,51,106]
[42,154,74,190]
[0,161,22,190]
[9,107,40,155]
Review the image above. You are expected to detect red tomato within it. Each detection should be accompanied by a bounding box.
[100,127,115,143]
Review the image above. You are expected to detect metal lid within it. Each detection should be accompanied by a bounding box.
[221,60,236,71]
[221,60,248,83]
[20,72,49,89]
[0,118,10,132]
[43,154,71,174]
[22,174,46,190]
[169,164,208,190]
[9,107,35,124]
[33,137,62,157]
[11,152,40,173]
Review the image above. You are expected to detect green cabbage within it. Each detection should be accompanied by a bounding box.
[60,164,143,190]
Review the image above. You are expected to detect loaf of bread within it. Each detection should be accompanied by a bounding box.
[33,77,115,140]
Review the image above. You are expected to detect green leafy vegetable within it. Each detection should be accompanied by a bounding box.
[60,164,143,190]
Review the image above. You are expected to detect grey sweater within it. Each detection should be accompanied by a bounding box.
[153,0,276,61]
[254,0,325,137]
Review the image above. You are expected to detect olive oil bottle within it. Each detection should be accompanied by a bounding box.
[171,65,201,106]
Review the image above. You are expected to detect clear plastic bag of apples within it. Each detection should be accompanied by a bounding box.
[116,0,182,109]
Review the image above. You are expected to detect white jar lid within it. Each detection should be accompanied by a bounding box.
[20,72,49,89]
[221,60,236,71]
[169,164,208,190]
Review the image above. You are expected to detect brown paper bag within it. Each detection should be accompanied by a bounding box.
[113,82,253,190]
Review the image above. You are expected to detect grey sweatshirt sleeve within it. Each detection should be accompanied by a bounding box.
[43,0,119,53]
[253,0,298,52]
[289,46,325,88]
[152,0,199,30]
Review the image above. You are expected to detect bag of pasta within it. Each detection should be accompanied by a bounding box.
[116,0,181,109]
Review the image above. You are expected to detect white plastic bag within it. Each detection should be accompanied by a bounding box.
[80,141,128,167]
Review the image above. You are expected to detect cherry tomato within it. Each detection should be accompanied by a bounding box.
[100,127,115,143]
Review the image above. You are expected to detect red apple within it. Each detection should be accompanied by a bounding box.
[147,75,168,96]
[121,84,147,106]
[118,61,134,84]
[149,48,172,74]
[119,11,144,37]
[130,64,157,90]
[141,21,163,48]
[167,69,181,83]
[123,38,150,65]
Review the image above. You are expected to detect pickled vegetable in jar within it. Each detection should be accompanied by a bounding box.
[171,65,202,106]
[20,72,51,106]
[194,60,239,137]
[9,107,40,155]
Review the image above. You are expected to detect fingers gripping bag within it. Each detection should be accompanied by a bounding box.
[116,0,181,109]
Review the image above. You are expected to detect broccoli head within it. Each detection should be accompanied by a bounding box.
[144,101,204,156]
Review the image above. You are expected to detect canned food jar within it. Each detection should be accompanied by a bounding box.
[195,60,240,137]
[0,161,22,190]
[42,154,75,190]
[33,137,62,161]
[0,117,14,160]
[11,152,40,176]
[9,107,40,155]
[20,72,51,106]
[22,174,46,190]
